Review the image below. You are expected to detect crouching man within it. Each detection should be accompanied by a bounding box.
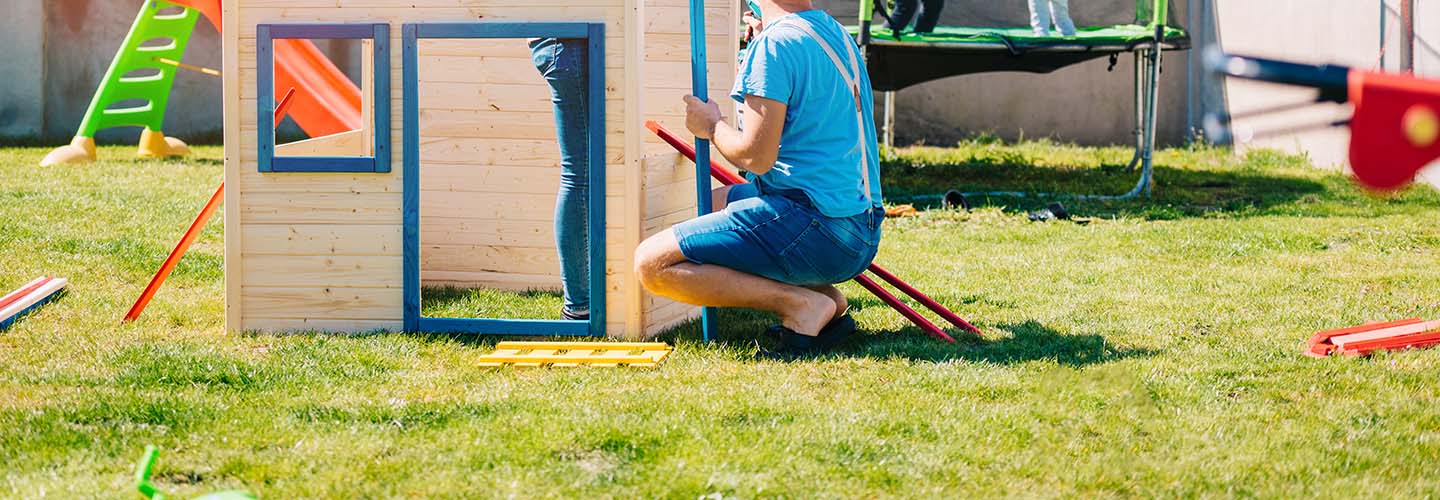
[634,0,884,357]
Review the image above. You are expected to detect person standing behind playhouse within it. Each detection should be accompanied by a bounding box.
[529,38,591,321]
[887,0,945,34]
[1029,0,1077,37]
[634,0,884,357]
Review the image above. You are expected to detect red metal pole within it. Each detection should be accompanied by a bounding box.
[123,89,298,323]
[123,183,225,323]
[854,274,955,342]
[864,264,983,335]
[646,120,980,340]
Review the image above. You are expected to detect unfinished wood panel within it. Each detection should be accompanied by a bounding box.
[420,271,556,290]
[236,6,627,28]
[274,129,365,157]
[227,0,735,336]
[241,192,402,225]
[224,0,243,329]
[421,245,561,279]
[241,318,404,333]
[242,287,402,320]
[242,255,402,288]
[420,217,554,248]
[242,224,400,256]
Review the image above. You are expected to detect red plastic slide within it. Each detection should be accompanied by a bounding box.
[171,0,362,137]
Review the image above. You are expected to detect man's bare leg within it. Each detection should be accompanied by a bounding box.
[808,285,847,322]
[635,229,836,335]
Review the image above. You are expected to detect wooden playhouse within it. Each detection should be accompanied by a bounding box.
[222,0,737,338]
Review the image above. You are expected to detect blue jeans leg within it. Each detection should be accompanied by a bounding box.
[530,38,589,315]
[914,0,944,33]
[886,0,919,31]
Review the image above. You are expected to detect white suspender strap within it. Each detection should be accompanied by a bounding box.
[772,18,875,205]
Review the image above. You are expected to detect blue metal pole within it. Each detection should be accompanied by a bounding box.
[689,0,717,342]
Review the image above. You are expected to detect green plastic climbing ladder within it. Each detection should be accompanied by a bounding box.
[42,0,202,165]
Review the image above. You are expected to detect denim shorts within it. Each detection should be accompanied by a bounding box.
[673,184,883,287]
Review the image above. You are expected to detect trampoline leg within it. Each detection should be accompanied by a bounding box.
[1124,51,1145,172]
[1140,44,1162,197]
[883,90,896,148]
[1081,45,1159,201]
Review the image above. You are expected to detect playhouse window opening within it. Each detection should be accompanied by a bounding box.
[402,22,607,336]
[256,23,390,173]
[414,36,577,322]
[270,38,367,149]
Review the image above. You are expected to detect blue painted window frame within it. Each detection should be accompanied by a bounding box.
[402,22,607,337]
[256,23,391,173]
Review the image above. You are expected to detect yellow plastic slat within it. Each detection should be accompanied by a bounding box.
[476,348,523,368]
[476,343,672,368]
[550,349,595,368]
[511,349,558,368]
[479,354,658,364]
[495,341,670,351]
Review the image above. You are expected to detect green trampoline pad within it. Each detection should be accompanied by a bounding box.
[851,24,1189,47]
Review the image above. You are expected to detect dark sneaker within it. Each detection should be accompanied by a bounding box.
[814,314,856,350]
[763,314,856,350]
[561,308,589,321]
[758,325,822,360]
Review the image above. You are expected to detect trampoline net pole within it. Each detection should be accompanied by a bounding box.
[1125,52,1145,171]
[1401,0,1414,73]
[859,0,873,46]
[883,91,895,148]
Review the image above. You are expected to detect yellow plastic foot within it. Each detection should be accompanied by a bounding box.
[137,129,190,158]
[39,136,97,166]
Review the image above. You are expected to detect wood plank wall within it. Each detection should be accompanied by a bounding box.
[637,0,736,336]
[225,0,734,337]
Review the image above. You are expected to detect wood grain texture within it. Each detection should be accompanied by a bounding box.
[229,0,733,334]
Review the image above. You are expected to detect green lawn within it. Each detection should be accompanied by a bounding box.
[4,142,1440,498]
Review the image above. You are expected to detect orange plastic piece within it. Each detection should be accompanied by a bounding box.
[166,0,361,138]
[1307,318,1440,357]
[272,38,363,137]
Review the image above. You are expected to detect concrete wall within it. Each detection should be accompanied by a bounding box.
[0,0,361,145]
[1211,0,1439,170]
[0,0,47,139]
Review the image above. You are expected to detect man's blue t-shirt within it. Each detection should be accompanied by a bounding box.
[731,9,883,218]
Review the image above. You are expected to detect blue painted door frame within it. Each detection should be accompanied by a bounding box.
[401,22,607,337]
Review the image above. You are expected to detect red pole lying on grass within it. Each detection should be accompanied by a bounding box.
[1,277,53,311]
[645,120,982,341]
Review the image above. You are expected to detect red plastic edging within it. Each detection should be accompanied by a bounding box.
[0,277,51,310]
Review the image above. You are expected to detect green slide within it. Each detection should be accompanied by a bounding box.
[42,0,202,166]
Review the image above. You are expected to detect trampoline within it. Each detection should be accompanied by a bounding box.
[852,0,1191,198]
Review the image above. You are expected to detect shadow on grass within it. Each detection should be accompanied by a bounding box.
[884,159,1332,220]
[654,301,1152,367]
[849,319,1154,367]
